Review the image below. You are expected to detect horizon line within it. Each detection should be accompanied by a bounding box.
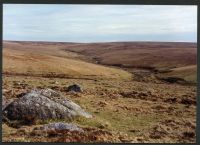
[3,40,197,44]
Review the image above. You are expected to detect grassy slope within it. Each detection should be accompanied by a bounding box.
[3,41,132,80]
[60,42,197,69]
[158,65,197,83]
[60,41,197,83]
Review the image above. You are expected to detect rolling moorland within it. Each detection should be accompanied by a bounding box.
[2,41,197,143]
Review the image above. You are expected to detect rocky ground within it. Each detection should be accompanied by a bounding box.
[2,75,196,143]
[2,41,197,143]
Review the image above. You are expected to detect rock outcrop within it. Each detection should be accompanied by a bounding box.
[3,89,92,122]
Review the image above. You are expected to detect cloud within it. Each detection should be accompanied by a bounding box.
[3,4,197,42]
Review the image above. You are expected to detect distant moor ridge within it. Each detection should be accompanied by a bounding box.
[3,41,197,84]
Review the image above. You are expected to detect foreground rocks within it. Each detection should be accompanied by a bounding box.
[64,84,82,93]
[40,122,84,132]
[3,89,92,123]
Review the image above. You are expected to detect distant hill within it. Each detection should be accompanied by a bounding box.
[3,41,132,80]
[3,41,197,83]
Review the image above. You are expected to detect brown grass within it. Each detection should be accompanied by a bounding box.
[3,41,132,80]
[2,41,197,143]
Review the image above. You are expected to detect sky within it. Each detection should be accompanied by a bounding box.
[3,4,197,42]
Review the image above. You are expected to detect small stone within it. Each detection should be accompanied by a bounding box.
[64,84,82,93]
[41,122,84,132]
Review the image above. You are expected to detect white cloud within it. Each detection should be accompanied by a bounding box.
[3,4,197,42]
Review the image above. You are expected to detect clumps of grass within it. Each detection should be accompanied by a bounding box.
[2,123,17,137]
[72,116,111,130]
[8,137,31,142]
[35,117,75,125]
